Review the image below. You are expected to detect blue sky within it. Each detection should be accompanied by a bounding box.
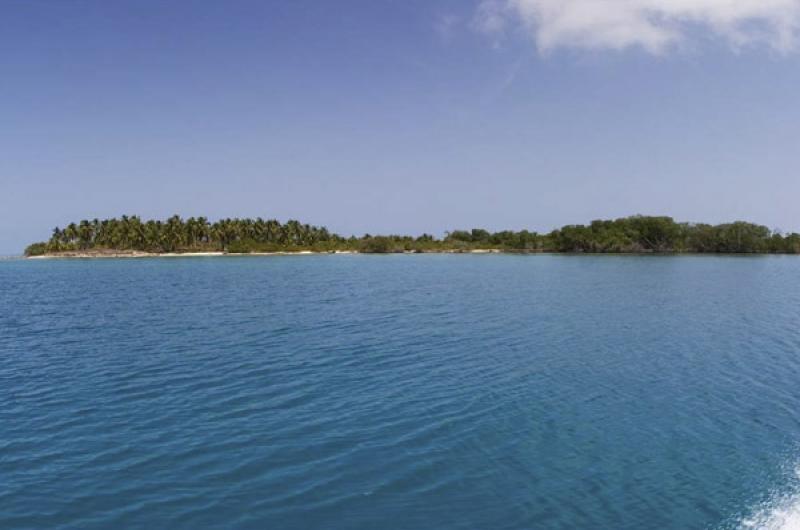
[2,0,800,254]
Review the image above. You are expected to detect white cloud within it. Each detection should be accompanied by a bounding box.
[474,0,800,54]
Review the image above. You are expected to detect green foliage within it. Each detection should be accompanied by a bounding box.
[26,215,800,255]
[39,216,341,254]
[24,242,49,256]
[359,236,398,253]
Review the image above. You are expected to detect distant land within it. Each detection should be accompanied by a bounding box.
[24,215,800,257]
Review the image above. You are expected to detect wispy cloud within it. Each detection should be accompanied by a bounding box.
[473,0,510,35]
[435,13,461,44]
[474,0,800,54]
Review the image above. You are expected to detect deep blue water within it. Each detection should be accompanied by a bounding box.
[2,254,800,529]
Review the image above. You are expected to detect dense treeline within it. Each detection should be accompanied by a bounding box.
[24,215,800,255]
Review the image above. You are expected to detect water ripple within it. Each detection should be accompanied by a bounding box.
[2,255,800,529]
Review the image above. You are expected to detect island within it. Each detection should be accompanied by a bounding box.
[24,215,800,257]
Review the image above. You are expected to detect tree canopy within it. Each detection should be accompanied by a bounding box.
[24,215,800,256]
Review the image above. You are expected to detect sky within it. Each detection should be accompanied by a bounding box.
[2,0,800,254]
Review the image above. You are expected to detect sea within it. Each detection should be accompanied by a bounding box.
[2,254,799,529]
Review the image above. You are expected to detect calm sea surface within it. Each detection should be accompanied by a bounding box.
[2,255,800,529]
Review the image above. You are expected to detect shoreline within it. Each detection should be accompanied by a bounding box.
[22,249,798,260]
[26,249,506,259]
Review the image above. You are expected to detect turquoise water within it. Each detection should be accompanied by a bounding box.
[2,254,800,529]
